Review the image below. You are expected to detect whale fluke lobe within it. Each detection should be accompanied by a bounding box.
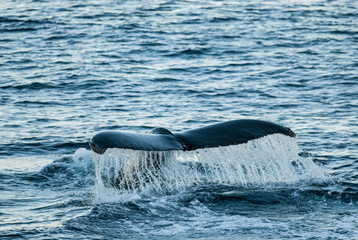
[89,119,295,154]
[175,119,295,151]
[89,130,183,154]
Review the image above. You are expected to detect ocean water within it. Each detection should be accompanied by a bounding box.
[1,0,357,239]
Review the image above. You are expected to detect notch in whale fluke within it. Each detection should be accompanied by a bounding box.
[89,119,295,154]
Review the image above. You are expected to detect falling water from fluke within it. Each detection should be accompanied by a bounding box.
[93,134,329,200]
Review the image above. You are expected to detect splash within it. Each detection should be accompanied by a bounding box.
[93,134,329,201]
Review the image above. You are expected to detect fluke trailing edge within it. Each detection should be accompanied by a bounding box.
[89,119,295,154]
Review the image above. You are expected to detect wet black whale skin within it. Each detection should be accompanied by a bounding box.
[89,119,295,154]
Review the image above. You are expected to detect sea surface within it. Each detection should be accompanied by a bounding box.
[1,0,357,239]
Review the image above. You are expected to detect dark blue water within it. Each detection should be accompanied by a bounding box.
[1,0,357,239]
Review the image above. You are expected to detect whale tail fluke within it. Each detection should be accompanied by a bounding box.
[89,119,295,154]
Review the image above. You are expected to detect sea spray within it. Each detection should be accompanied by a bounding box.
[93,134,329,201]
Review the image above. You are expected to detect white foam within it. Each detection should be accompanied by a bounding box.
[73,148,94,167]
[139,196,288,237]
[92,134,330,202]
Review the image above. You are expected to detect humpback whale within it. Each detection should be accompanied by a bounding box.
[90,119,296,189]
[89,119,295,154]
